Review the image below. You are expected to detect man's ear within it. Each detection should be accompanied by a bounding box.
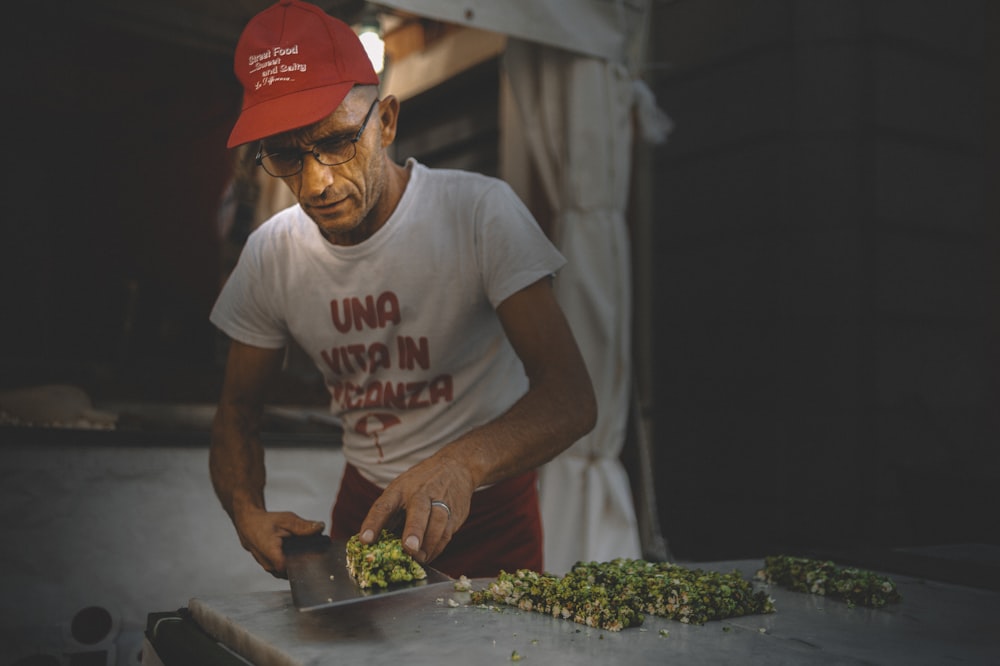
[378,95,400,146]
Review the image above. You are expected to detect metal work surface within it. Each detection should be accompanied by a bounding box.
[188,560,1000,665]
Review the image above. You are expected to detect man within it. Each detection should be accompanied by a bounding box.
[209,0,596,580]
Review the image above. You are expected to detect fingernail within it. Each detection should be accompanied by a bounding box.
[361,529,374,542]
[405,535,419,551]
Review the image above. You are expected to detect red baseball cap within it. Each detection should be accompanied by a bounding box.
[227,0,379,148]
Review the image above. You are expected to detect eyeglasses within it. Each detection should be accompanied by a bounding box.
[255,98,380,177]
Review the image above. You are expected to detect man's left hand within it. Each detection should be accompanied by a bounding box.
[357,453,475,563]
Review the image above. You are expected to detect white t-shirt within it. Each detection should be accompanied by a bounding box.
[210,160,566,487]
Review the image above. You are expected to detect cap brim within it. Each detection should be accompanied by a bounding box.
[227,81,355,148]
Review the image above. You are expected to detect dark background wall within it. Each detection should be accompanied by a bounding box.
[2,17,239,402]
[646,0,998,560]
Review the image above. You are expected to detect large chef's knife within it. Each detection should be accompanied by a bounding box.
[282,534,453,612]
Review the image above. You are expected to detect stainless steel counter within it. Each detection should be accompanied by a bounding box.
[182,559,1000,665]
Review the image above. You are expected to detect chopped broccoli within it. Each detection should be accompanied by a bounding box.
[755,555,901,608]
[345,530,427,589]
[470,558,774,632]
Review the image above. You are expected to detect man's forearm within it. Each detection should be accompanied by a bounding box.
[437,367,597,490]
[440,277,598,489]
[209,403,268,521]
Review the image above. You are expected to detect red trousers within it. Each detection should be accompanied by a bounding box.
[330,463,543,578]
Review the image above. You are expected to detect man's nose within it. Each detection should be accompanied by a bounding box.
[298,151,335,196]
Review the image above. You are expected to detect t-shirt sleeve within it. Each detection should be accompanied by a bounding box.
[209,231,290,349]
[475,180,566,308]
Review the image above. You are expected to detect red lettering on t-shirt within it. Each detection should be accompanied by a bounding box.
[330,292,402,333]
[343,382,364,409]
[376,292,402,327]
[320,349,341,374]
[397,336,430,370]
[428,374,453,403]
[406,381,428,408]
[346,344,367,371]
[382,381,408,409]
[369,343,391,371]
[363,382,382,407]
[329,375,454,412]
[321,342,393,376]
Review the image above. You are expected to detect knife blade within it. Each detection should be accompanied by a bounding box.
[282,534,453,612]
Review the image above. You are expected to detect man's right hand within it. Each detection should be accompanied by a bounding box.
[210,341,325,578]
[233,508,325,578]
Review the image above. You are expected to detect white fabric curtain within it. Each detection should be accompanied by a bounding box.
[501,40,641,573]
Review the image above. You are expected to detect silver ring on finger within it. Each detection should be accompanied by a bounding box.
[430,500,451,519]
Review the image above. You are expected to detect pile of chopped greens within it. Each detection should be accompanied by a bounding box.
[470,558,774,632]
[755,555,901,608]
[345,530,427,589]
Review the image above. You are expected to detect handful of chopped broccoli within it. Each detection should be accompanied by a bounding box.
[345,530,427,589]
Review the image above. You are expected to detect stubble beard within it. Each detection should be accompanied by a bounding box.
[315,152,387,246]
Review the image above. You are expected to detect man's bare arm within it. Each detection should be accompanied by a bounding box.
[210,340,325,576]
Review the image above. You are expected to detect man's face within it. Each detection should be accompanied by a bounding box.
[259,88,387,244]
